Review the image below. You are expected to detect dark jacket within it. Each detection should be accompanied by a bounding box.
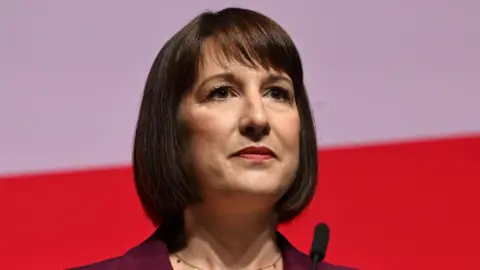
[69,230,356,270]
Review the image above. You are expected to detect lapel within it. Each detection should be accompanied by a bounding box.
[123,230,343,270]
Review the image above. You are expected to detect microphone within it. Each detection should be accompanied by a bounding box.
[309,223,330,270]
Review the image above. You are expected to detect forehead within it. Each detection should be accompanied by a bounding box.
[197,40,287,79]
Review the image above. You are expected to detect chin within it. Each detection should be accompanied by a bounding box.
[229,175,292,197]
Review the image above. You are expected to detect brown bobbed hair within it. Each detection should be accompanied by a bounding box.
[133,7,318,238]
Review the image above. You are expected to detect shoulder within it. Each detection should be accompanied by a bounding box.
[278,232,357,270]
[67,256,125,270]
[297,252,357,270]
[287,249,357,270]
[321,261,357,270]
[67,235,171,270]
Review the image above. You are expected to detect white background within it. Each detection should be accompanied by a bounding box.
[1,0,479,175]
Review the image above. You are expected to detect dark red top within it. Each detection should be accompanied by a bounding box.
[69,231,356,270]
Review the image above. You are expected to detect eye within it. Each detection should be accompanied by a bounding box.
[206,86,235,101]
[265,87,292,102]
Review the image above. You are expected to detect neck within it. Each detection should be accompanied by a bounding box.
[175,205,281,270]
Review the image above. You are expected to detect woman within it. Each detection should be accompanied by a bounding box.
[72,7,355,270]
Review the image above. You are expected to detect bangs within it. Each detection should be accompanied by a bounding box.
[197,10,302,79]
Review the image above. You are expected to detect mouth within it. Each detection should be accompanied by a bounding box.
[232,146,276,161]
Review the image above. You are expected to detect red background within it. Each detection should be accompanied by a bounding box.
[1,135,479,270]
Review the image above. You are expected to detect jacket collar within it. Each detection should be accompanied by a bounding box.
[123,229,341,270]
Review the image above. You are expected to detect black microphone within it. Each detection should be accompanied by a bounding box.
[309,223,330,270]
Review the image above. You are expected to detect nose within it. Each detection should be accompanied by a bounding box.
[239,94,271,141]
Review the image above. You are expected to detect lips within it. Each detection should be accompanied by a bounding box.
[233,146,276,160]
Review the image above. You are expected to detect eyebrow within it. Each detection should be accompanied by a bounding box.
[197,72,293,90]
[264,74,293,86]
[197,72,237,90]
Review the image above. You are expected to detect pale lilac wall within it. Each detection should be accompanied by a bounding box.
[1,0,479,175]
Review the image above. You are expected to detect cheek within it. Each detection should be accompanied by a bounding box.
[277,117,301,188]
[191,116,227,143]
[184,115,236,188]
[185,112,234,165]
[276,113,301,152]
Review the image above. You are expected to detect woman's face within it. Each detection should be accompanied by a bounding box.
[179,44,300,205]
